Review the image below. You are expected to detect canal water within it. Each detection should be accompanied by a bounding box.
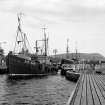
[0,73,76,105]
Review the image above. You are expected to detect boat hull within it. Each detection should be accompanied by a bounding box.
[65,71,80,82]
[6,53,58,79]
[6,54,46,76]
[8,73,48,79]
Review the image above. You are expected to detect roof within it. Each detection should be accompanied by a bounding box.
[61,59,74,64]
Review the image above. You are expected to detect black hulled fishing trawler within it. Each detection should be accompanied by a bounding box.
[6,13,37,77]
[6,14,57,78]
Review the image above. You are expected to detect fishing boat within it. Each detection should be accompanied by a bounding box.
[60,39,80,82]
[60,39,74,75]
[65,71,80,82]
[6,13,57,79]
[0,44,8,74]
[65,51,80,82]
[60,59,74,75]
[61,58,80,82]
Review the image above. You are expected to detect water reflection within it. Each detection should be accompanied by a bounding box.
[0,74,76,105]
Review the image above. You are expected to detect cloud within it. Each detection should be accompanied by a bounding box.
[0,0,105,30]
[0,0,105,24]
[1,0,105,55]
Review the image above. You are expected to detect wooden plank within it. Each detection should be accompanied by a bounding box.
[80,74,87,105]
[73,74,85,105]
[95,75,103,88]
[97,75,105,89]
[67,74,82,105]
[86,74,94,105]
[91,75,105,105]
[100,75,105,82]
[89,74,101,105]
[93,75,105,99]
[95,74,105,99]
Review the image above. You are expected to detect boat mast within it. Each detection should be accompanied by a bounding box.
[42,26,47,56]
[75,42,79,61]
[66,38,69,59]
[75,48,78,60]
[35,26,48,57]
[35,40,38,55]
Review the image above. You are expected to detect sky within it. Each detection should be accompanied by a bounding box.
[0,0,105,56]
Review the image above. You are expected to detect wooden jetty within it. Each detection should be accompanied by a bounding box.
[67,73,105,105]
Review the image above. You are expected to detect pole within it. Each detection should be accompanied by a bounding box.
[42,26,47,65]
[35,40,38,55]
[42,27,47,56]
[66,38,69,59]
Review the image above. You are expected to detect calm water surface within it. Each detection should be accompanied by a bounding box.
[0,73,76,105]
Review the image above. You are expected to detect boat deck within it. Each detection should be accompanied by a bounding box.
[67,73,105,105]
